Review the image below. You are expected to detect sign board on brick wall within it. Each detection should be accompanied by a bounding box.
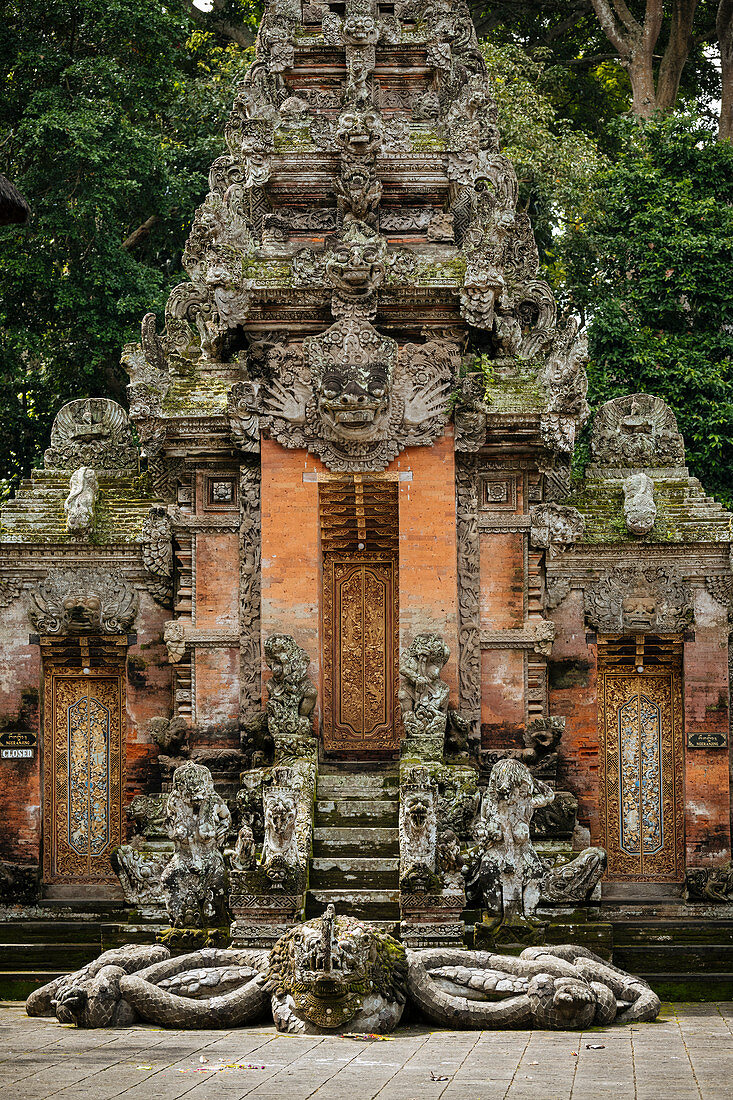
[687,731,728,749]
[0,731,36,759]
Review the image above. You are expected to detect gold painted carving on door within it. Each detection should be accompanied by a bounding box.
[43,672,124,883]
[323,555,398,753]
[598,671,684,881]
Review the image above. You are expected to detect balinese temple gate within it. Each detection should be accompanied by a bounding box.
[0,0,732,1001]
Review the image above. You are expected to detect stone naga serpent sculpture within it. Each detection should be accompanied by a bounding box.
[27,906,660,1032]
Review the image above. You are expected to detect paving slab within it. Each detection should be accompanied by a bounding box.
[0,1002,731,1099]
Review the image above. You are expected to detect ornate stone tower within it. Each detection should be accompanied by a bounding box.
[123,0,588,768]
[0,0,732,986]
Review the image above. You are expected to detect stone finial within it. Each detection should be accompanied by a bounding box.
[64,466,98,536]
[590,393,685,469]
[44,398,138,471]
[623,472,656,536]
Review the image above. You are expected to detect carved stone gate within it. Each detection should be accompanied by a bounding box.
[42,639,126,886]
[598,635,684,881]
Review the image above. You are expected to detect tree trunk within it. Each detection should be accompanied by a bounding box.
[656,0,699,109]
[591,0,664,117]
[121,215,160,251]
[719,0,733,141]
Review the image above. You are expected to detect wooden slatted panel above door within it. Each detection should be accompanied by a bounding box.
[319,477,399,554]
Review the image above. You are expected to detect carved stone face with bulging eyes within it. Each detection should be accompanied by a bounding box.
[343,14,379,45]
[325,234,386,298]
[336,107,383,156]
[621,590,658,632]
[316,362,391,440]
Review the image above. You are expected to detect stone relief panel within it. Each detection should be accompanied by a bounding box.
[260,326,456,472]
[28,569,139,635]
[584,566,693,634]
[590,394,686,469]
[530,504,585,558]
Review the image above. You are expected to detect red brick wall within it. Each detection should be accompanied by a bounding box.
[260,440,323,716]
[397,431,459,702]
[682,590,731,863]
[548,589,601,841]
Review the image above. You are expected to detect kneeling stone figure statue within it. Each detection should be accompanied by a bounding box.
[464,759,607,920]
[27,907,659,1032]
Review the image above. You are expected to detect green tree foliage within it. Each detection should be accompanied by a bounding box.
[482,41,603,268]
[563,113,733,501]
[0,0,252,497]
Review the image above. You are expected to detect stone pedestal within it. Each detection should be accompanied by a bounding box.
[400,885,465,949]
[229,871,305,947]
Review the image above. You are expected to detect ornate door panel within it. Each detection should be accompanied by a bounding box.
[43,672,124,884]
[322,555,398,753]
[599,671,684,880]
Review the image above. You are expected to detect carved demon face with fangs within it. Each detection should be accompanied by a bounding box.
[316,360,391,441]
[621,588,658,632]
[343,13,379,45]
[267,907,407,1034]
[335,107,383,157]
[325,224,386,299]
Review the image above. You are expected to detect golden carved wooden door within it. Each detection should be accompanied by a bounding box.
[43,670,124,885]
[598,668,684,881]
[322,554,398,753]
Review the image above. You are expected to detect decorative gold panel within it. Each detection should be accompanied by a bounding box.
[43,670,124,884]
[598,670,684,881]
[322,554,398,753]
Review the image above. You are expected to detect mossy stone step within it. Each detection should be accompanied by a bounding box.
[645,974,733,1002]
[614,944,733,974]
[317,775,398,799]
[313,826,399,857]
[0,943,101,970]
[0,971,64,1001]
[315,798,398,827]
[0,921,104,944]
[612,921,733,946]
[306,888,400,922]
[309,856,399,891]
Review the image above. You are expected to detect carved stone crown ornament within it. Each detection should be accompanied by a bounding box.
[590,394,686,470]
[44,399,139,472]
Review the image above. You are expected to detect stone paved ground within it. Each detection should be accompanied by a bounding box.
[0,1002,731,1100]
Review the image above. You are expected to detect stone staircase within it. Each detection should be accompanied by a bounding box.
[611,919,733,1001]
[306,764,400,927]
[0,901,140,1001]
